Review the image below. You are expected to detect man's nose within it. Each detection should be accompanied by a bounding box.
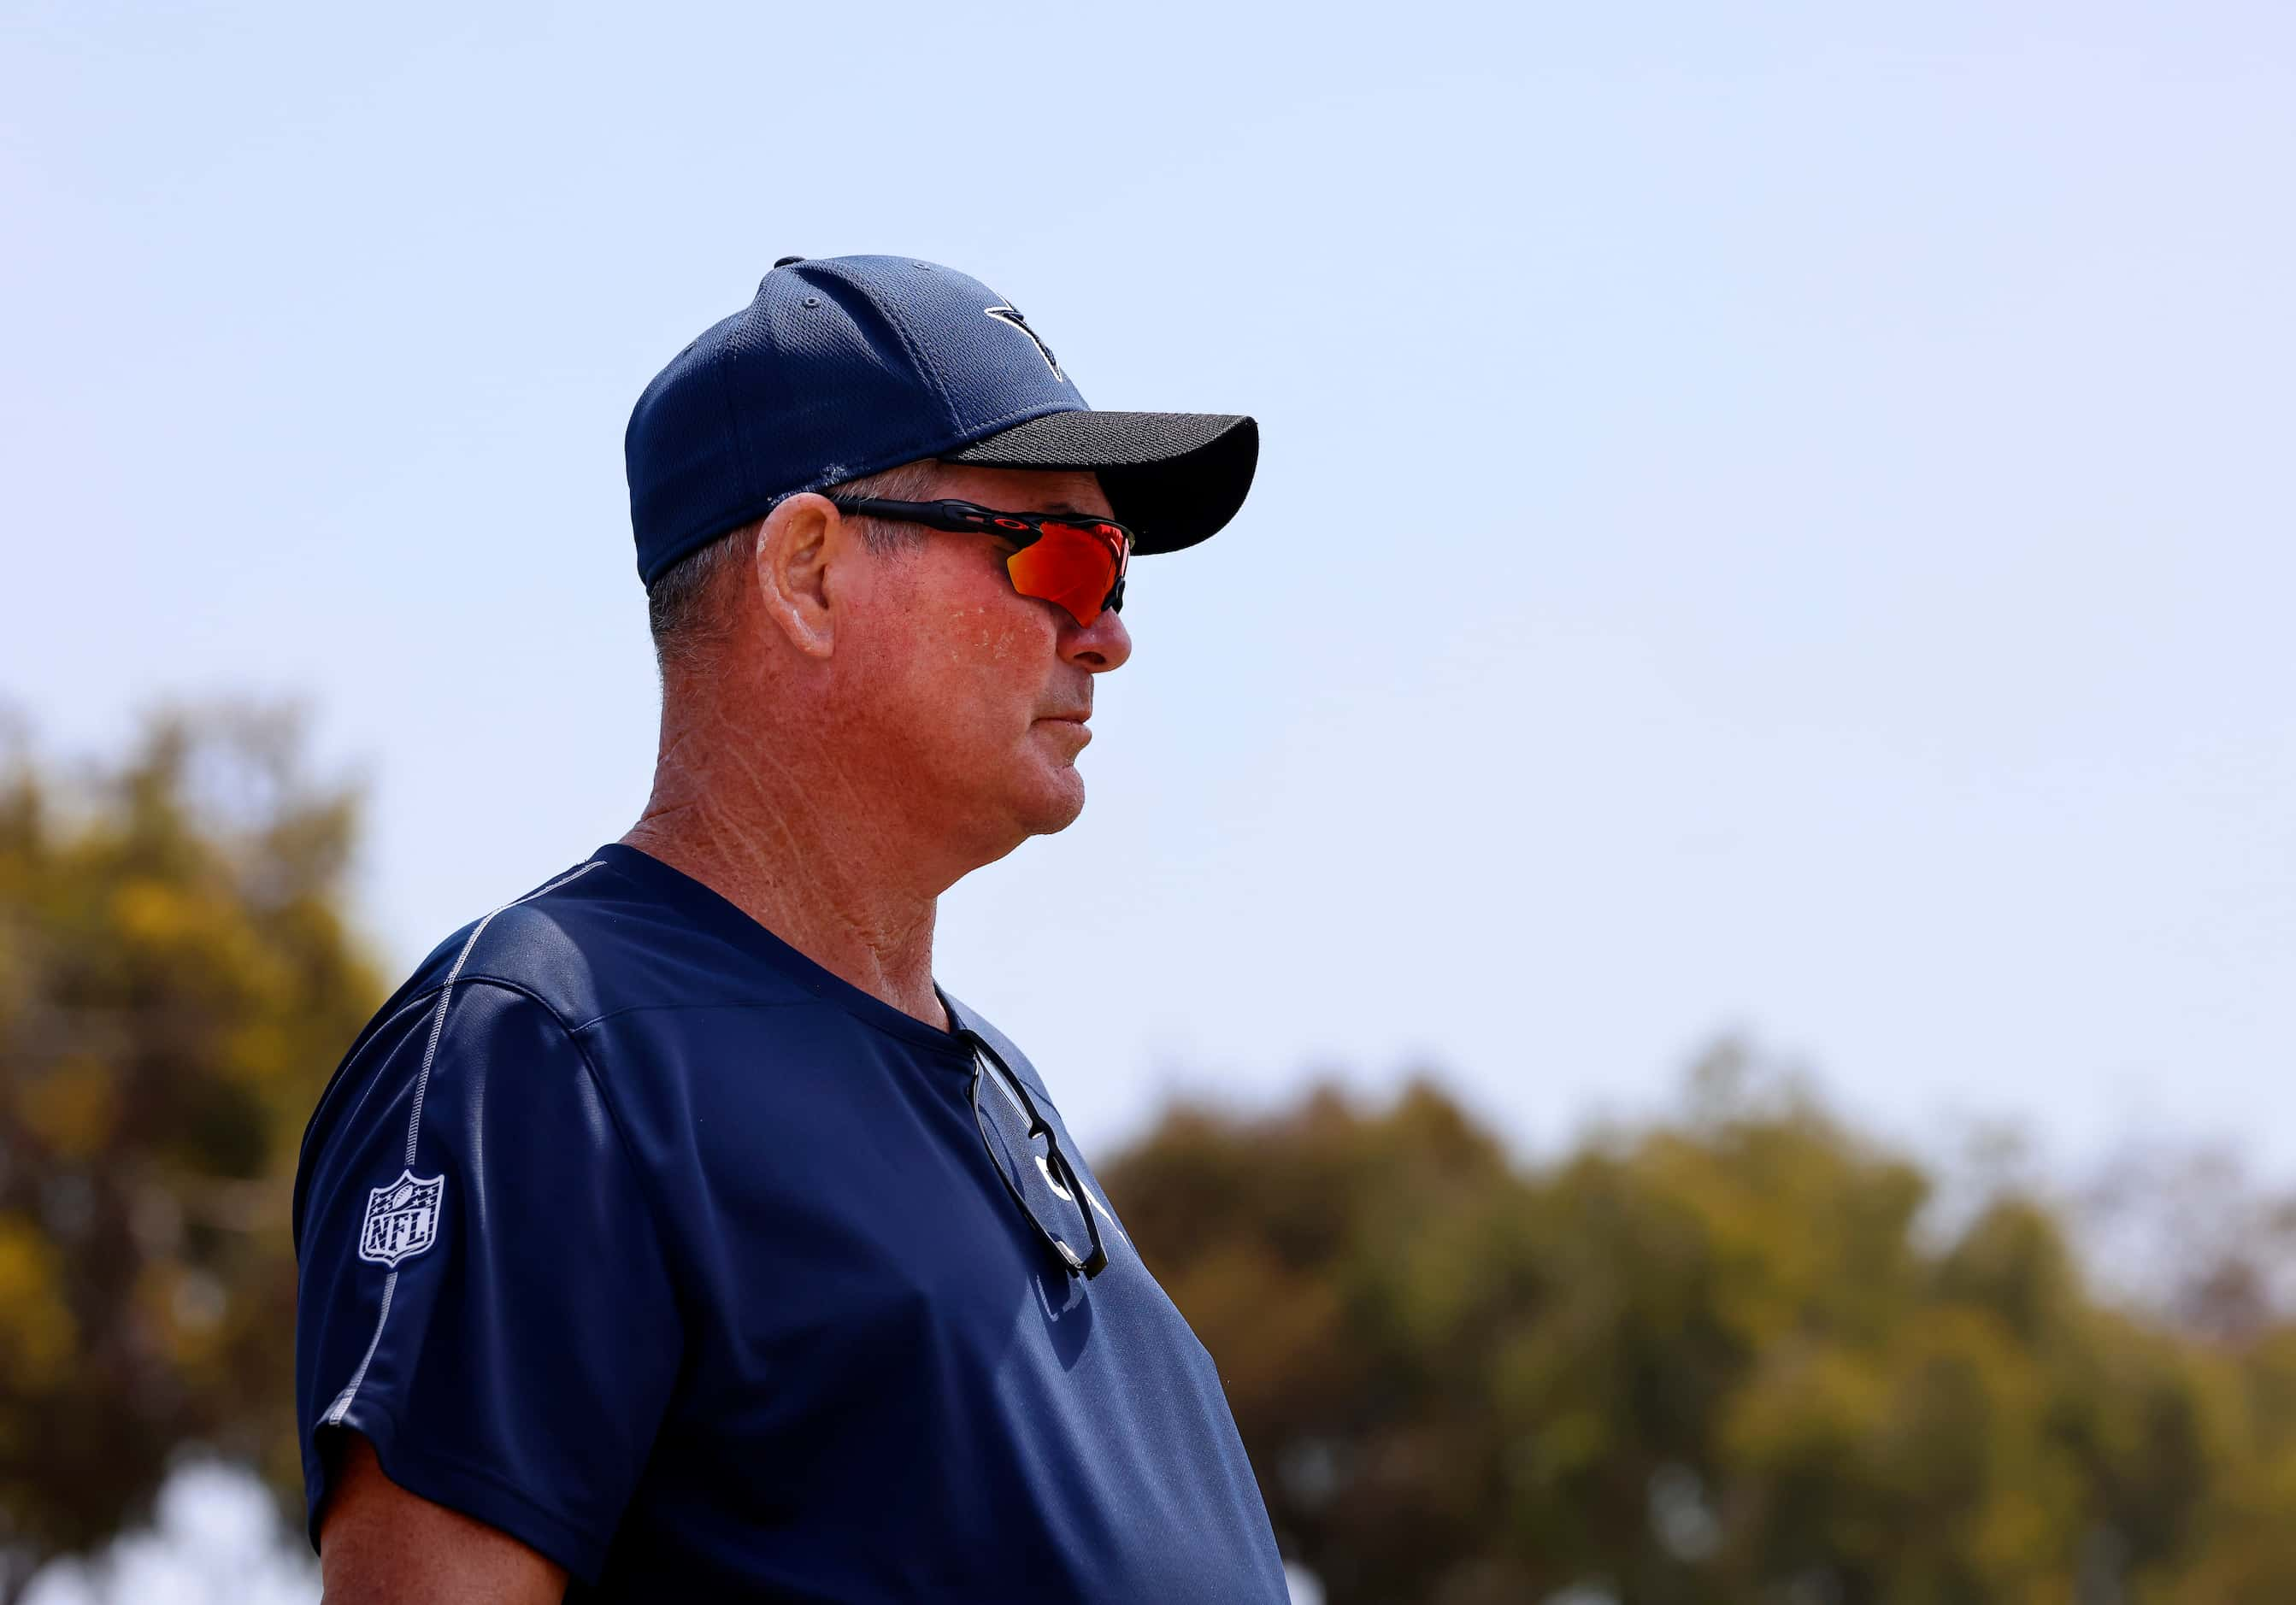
[1060,603,1132,673]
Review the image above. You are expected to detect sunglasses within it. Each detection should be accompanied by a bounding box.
[960,1027,1109,1279]
[829,497,1132,627]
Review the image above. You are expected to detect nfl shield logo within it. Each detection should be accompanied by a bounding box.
[359,1170,445,1267]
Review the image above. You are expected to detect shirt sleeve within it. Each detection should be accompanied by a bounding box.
[293,977,682,1584]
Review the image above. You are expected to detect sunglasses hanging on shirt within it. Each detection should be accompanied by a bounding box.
[957,1027,1110,1279]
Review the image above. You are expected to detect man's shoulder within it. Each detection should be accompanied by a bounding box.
[408,855,621,1024]
[392,854,626,1031]
[392,846,804,1034]
[297,847,805,1202]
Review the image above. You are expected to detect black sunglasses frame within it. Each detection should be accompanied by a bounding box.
[828,497,1131,621]
[958,1027,1110,1280]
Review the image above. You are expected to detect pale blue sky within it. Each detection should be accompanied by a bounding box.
[7,0,2293,1176]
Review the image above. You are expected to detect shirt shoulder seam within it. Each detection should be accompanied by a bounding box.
[439,979,684,1285]
[563,995,828,1034]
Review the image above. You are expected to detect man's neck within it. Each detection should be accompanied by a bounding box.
[621,723,953,1034]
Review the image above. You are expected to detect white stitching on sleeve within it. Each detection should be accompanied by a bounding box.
[322,859,606,1431]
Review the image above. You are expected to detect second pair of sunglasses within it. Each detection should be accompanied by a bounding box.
[830,497,1132,627]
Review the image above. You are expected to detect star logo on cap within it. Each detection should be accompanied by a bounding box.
[985,304,1063,381]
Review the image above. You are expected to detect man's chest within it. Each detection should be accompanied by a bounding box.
[583,1022,1286,1601]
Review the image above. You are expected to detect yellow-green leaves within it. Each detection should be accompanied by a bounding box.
[1104,1069,2296,1605]
[0,705,384,1582]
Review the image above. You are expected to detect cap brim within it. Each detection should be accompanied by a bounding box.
[944,410,1257,556]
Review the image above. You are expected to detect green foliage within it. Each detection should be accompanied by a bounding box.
[0,706,384,1597]
[1103,1058,2296,1605]
[9,708,2296,1602]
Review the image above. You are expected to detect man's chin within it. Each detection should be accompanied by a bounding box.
[945,764,1086,871]
[1018,770,1088,838]
[999,744,1088,836]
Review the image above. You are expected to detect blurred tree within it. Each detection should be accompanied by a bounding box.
[12,707,2296,1604]
[1103,1049,2296,1605]
[0,705,382,1603]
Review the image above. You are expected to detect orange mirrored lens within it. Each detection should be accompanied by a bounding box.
[1005,522,1127,626]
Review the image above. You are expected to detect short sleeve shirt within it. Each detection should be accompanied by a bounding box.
[292,844,1289,1602]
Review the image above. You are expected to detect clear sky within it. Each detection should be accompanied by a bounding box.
[7,0,2293,1179]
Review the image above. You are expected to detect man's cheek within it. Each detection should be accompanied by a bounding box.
[964,608,1030,666]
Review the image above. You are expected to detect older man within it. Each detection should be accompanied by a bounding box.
[291,256,1286,1602]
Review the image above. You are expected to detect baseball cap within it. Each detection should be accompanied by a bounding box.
[625,255,1260,587]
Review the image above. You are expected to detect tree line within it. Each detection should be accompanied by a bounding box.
[4,709,2294,1603]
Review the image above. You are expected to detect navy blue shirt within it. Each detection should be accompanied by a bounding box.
[293,844,1288,1602]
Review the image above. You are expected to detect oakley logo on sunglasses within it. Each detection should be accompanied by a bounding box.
[985,304,1063,380]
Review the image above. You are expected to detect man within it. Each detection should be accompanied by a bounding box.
[291,254,1287,1602]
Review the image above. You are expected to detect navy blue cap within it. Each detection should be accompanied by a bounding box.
[625,256,1259,586]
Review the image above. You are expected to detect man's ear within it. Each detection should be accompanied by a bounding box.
[751,494,847,659]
